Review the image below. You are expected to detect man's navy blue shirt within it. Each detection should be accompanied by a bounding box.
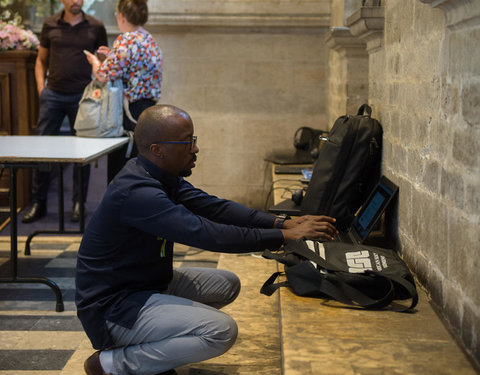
[75,155,284,349]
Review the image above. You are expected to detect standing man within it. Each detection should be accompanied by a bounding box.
[22,0,108,223]
[76,105,338,375]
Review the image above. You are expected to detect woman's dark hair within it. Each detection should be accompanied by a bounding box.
[117,0,148,26]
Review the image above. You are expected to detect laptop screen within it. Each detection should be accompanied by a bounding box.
[351,176,398,241]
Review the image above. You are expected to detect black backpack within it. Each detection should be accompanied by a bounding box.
[261,240,418,312]
[300,104,383,230]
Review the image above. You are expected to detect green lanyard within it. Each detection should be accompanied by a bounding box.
[157,237,167,258]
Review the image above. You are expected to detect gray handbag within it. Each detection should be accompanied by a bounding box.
[74,79,135,156]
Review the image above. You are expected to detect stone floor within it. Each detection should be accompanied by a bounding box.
[0,236,281,375]
[0,236,478,375]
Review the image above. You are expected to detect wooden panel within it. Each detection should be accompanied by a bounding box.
[0,73,12,206]
[0,72,12,135]
[0,50,38,208]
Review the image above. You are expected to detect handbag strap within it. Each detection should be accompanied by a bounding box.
[262,249,296,266]
[123,97,137,124]
[260,272,289,296]
[122,94,135,159]
[124,131,135,158]
[316,272,395,309]
[380,272,418,310]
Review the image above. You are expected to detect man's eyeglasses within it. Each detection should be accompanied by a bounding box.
[154,136,197,151]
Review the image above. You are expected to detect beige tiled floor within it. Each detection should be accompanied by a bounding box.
[279,277,478,375]
[0,237,281,375]
[0,237,478,374]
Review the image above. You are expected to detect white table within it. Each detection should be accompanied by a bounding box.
[0,136,129,311]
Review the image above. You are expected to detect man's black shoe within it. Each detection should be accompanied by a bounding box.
[84,351,113,375]
[21,203,47,223]
[71,202,84,222]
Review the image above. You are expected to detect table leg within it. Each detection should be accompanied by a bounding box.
[0,167,65,312]
[24,163,82,256]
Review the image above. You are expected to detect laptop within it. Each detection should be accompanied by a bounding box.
[274,165,305,174]
[269,176,398,243]
[264,148,316,165]
[334,176,398,244]
[268,196,303,216]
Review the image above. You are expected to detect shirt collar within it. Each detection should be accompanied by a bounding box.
[136,155,181,190]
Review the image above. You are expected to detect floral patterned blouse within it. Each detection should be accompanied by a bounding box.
[98,29,162,102]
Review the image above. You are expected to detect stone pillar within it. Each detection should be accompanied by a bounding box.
[419,0,480,29]
[344,0,363,23]
[345,4,385,121]
[346,5,385,53]
[325,27,368,124]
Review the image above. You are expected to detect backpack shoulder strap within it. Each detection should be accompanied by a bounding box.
[285,241,342,272]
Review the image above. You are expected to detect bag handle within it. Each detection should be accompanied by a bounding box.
[124,130,135,158]
[123,97,137,125]
[380,272,418,310]
[262,260,396,309]
[260,272,289,296]
[262,249,298,266]
[316,271,395,309]
[357,104,372,117]
[122,95,136,159]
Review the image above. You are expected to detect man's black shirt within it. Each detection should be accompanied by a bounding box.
[75,156,284,349]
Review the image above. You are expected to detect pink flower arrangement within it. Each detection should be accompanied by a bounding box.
[0,23,39,52]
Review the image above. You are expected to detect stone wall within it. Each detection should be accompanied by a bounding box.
[328,0,480,364]
[145,0,330,208]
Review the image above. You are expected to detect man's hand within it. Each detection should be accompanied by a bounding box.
[35,46,49,96]
[84,50,100,67]
[281,215,338,241]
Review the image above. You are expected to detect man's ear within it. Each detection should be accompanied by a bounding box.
[150,143,165,158]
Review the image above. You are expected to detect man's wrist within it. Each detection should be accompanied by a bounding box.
[275,214,291,229]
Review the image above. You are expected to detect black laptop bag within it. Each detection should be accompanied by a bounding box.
[261,240,418,311]
[300,104,383,230]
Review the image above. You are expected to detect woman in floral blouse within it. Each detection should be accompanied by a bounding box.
[86,0,163,181]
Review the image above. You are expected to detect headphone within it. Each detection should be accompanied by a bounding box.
[293,127,316,151]
[291,188,304,205]
[293,127,328,160]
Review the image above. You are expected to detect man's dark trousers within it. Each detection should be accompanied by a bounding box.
[32,88,90,206]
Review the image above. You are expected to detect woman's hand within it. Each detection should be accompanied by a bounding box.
[83,50,106,83]
[96,46,110,61]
